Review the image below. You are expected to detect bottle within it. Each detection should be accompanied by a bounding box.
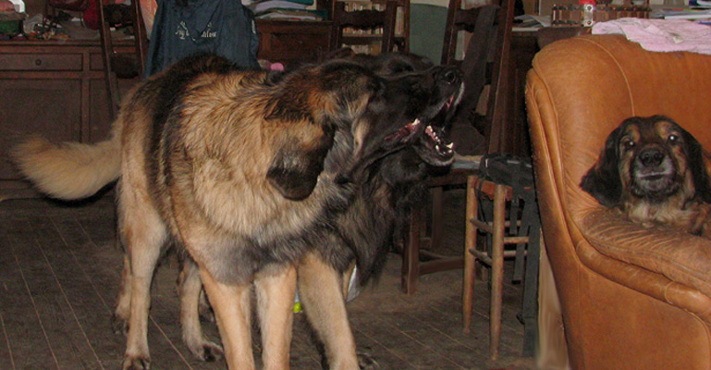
[9,0,25,13]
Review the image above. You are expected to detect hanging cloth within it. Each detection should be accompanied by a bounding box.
[144,0,260,77]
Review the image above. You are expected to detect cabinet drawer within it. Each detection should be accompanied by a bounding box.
[0,53,82,71]
[266,32,329,55]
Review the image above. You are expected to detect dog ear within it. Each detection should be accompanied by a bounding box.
[267,128,335,201]
[580,126,625,208]
[680,127,711,203]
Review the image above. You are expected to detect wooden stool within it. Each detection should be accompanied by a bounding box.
[462,173,540,360]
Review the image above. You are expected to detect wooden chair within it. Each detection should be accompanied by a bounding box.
[46,0,146,119]
[328,0,400,54]
[97,0,147,119]
[400,0,516,294]
[453,0,540,358]
[462,158,540,360]
[401,0,541,359]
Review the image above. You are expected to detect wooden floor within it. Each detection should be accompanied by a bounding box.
[0,192,536,370]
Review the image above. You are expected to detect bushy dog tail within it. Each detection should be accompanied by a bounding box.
[11,134,121,200]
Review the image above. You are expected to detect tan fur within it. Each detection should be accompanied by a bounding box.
[13,53,460,370]
[11,132,121,199]
[12,56,379,370]
[298,252,359,369]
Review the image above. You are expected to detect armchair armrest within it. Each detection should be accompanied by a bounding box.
[575,207,711,322]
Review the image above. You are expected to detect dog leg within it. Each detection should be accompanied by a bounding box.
[119,191,167,370]
[199,267,256,370]
[113,253,132,334]
[178,259,224,362]
[255,264,297,370]
[298,252,359,370]
[122,235,164,369]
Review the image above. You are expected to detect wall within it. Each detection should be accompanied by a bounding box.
[409,3,448,64]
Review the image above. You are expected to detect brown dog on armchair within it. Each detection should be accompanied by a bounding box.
[580,115,711,236]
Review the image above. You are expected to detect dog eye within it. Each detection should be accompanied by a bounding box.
[668,134,679,143]
[622,140,635,149]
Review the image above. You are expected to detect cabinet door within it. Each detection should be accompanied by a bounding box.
[0,79,81,183]
[88,78,138,143]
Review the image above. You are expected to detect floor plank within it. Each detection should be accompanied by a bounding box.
[0,196,536,370]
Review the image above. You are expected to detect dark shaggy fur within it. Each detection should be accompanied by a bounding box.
[581,115,711,236]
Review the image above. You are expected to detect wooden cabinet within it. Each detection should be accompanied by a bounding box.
[257,20,332,66]
[0,40,139,199]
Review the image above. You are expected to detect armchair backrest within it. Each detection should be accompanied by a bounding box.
[529,35,711,224]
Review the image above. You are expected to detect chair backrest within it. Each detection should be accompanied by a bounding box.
[441,0,516,155]
[329,0,399,54]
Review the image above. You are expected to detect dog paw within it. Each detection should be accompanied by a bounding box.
[122,356,151,370]
[189,340,224,362]
[357,351,380,370]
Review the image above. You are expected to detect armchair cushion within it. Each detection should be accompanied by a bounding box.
[580,208,711,312]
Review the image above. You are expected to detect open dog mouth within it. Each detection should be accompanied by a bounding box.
[384,83,463,166]
[384,118,454,155]
[337,66,463,184]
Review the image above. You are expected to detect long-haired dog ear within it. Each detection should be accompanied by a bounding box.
[580,125,625,208]
[680,126,711,204]
[267,127,335,200]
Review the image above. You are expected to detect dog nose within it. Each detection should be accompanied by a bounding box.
[638,148,665,167]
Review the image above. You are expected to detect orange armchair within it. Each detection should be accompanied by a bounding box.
[526,34,711,370]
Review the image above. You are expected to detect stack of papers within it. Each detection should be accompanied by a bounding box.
[249,0,326,21]
[652,5,711,20]
[513,14,551,31]
[690,0,711,7]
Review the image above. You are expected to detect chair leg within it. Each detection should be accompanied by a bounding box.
[521,226,541,357]
[430,186,444,250]
[463,176,478,333]
[489,183,506,361]
[97,0,120,119]
[401,206,423,294]
[131,0,147,76]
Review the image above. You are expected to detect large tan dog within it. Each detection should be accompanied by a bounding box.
[13,53,463,370]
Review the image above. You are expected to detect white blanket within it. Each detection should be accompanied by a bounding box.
[592,18,711,55]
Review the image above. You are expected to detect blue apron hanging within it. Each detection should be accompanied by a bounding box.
[144,0,260,77]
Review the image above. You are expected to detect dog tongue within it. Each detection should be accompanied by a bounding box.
[384,119,420,142]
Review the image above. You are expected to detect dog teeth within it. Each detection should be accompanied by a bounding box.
[446,142,453,149]
[426,125,440,141]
